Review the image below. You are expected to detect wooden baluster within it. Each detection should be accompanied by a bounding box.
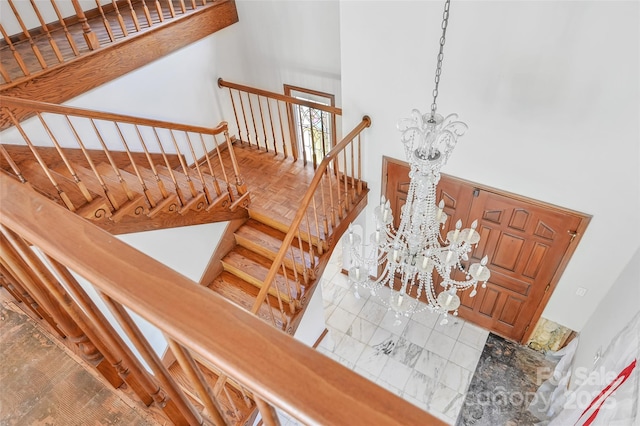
[165,339,227,426]
[6,0,47,70]
[0,24,29,77]
[199,134,222,197]
[134,125,169,200]
[39,114,95,205]
[212,134,233,200]
[238,91,251,145]
[262,291,278,328]
[310,108,317,169]
[350,138,356,202]
[165,0,176,18]
[325,162,337,227]
[318,174,330,236]
[255,396,281,426]
[114,123,157,208]
[2,229,155,402]
[279,263,294,316]
[190,0,197,9]
[304,210,318,267]
[124,0,141,32]
[140,0,153,27]
[154,0,165,23]
[100,294,203,426]
[41,254,173,409]
[0,144,27,183]
[330,156,343,220]
[223,129,247,195]
[226,88,243,143]
[286,100,298,162]
[0,62,12,83]
[110,0,128,37]
[184,132,212,204]
[276,100,288,158]
[343,144,350,206]
[311,197,323,255]
[90,119,136,201]
[177,0,187,14]
[266,99,278,156]
[94,0,115,42]
[29,0,64,63]
[247,94,260,149]
[50,0,80,56]
[169,130,198,199]
[257,96,269,152]
[357,133,363,195]
[0,231,122,389]
[295,229,309,287]
[3,109,76,211]
[320,111,327,159]
[71,0,100,49]
[153,128,187,206]
[297,105,307,166]
[0,263,65,337]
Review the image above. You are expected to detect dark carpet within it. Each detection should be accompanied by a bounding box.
[456,333,557,426]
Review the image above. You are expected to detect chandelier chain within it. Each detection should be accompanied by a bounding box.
[430,0,451,120]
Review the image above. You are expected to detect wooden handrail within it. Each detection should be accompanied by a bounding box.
[0,174,441,426]
[0,96,226,136]
[250,116,372,314]
[218,78,343,116]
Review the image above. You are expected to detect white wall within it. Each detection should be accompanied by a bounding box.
[340,1,640,332]
[570,248,640,385]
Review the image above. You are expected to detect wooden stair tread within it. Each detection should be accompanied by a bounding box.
[167,360,254,425]
[221,247,304,303]
[234,219,318,274]
[155,165,231,208]
[53,162,134,211]
[18,161,104,211]
[207,272,293,330]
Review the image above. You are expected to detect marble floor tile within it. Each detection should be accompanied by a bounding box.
[337,288,369,316]
[355,345,390,377]
[378,357,413,391]
[411,308,441,329]
[414,349,447,380]
[438,317,466,340]
[345,316,377,344]
[402,318,433,348]
[334,334,367,365]
[318,328,342,352]
[428,383,464,423]
[449,340,483,372]
[326,306,356,334]
[424,329,457,359]
[439,361,473,394]
[389,337,423,368]
[368,326,397,350]
[458,321,490,351]
[379,308,411,333]
[358,299,388,325]
[404,369,438,404]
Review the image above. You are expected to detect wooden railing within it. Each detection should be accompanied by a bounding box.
[0,174,442,426]
[0,95,248,222]
[0,0,217,87]
[250,115,372,330]
[218,78,343,167]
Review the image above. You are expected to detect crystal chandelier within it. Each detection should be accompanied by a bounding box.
[346,0,490,325]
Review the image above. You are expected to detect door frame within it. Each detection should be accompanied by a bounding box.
[381,156,591,343]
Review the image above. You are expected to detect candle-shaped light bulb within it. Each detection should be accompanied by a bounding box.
[380,195,386,206]
[467,219,478,240]
[355,266,360,280]
[436,200,444,221]
[445,249,454,264]
[445,292,453,307]
[397,294,404,306]
[452,219,462,242]
[422,256,429,269]
[475,255,489,277]
[392,246,401,262]
[481,255,488,266]
[348,224,354,244]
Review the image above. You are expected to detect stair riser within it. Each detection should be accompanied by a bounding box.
[220,261,292,304]
[234,233,308,277]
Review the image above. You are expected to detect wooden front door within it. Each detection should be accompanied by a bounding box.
[383,157,590,343]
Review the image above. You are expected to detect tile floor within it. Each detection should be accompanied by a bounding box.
[280,244,491,425]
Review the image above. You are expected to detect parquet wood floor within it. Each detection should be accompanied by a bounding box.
[209,141,366,239]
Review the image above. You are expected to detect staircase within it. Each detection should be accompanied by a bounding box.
[0,91,372,424]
